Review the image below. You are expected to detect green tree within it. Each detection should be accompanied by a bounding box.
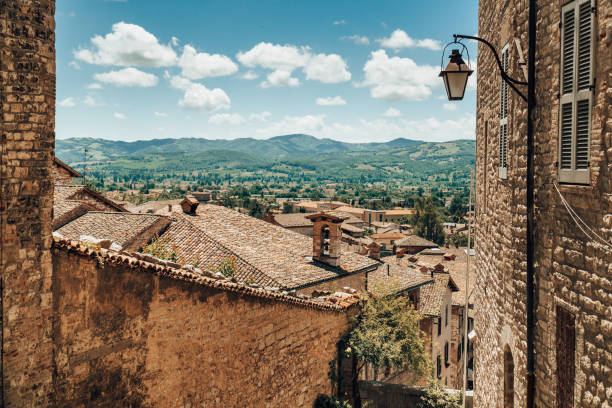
[448,194,467,222]
[411,197,445,245]
[347,292,429,407]
[282,201,294,213]
[418,380,462,408]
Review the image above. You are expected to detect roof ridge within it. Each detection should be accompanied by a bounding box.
[52,236,356,312]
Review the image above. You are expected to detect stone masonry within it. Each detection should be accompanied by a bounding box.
[0,1,55,406]
[474,0,611,407]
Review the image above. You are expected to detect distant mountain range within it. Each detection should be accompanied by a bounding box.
[56,134,475,188]
[56,134,426,163]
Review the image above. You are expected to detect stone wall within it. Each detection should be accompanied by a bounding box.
[474,0,611,407]
[0,1,55,406]
[51,246,352,407]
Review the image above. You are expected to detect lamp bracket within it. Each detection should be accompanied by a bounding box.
[453,34,528,102]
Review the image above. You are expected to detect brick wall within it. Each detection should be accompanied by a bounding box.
[474,0,611,407]
[0,1,55,406]
[52,247,351,407]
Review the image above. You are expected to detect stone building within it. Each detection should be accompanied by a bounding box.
[473,0,611,407]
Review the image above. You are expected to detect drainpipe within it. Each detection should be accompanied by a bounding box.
[526,0,537,406]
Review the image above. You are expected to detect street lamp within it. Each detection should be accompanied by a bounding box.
[439,49,473,101]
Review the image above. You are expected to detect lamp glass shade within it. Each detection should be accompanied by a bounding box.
[439,49,473,101]
[442,71,471,100]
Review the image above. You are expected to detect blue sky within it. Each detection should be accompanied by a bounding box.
[56,0,478,143]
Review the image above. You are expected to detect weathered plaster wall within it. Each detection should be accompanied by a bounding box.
[52,248,351,407]
[474,0,611,407]
[0,1,55,405]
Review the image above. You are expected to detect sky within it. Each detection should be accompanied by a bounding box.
[56,0,478,143]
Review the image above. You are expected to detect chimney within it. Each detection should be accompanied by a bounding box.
[367,242,381,260]
[434,263,445,274]
[306,212,348,267]
[180,195,199,215]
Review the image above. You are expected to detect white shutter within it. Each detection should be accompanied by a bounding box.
[499,44,509,179]
[558,0,593,184]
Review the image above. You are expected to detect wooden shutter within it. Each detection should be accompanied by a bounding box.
[556,306,575,408]
[499,44,509,179]
[559,0,594,184]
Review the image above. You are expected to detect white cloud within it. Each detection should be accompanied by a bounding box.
[249,111,272,122]
[83,95,103,107]
[316,96,346,106]
[382,107,401,117]
[69,61,81,70]
[261,70,300,88]
[171,36,179,47]
[237,42,351,86]
[443,103,457,111]
[237,42,310,71]
[58,97,76,107]
[114,112,127,119]
[94,67,158,87]
[154,111,167,117]
[257,114,327,137]
[360,50,440,101]
[341,35,370,45]
[178,45,238,79]
[208,113,245,125]
[87,83,103,89]
[74,22,177,67]
[304,54,351,83]
[333,20,346,25]
[256,114,475,143]
[169,75,231,112]
[377,29,441,51]
[241,70,259,80]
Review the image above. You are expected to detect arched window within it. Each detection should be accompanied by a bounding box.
[504,345,514,408]
[321,225,330,256]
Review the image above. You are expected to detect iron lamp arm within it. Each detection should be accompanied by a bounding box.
[454,34,528,102]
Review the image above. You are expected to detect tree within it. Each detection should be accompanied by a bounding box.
[418,380,462,408]
[282,202,294,213]
[448,194,467,222]
[411,197,445,245]
[347,291,430,407]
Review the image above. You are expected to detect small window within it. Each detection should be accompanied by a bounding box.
[444,342,450,367]
[437,316,442,336]
[445,305,449,326]
[559,0,594,184]
[436,355,442,379]
[499,44,509,179]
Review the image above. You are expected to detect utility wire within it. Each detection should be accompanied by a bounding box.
[552,182,612,250]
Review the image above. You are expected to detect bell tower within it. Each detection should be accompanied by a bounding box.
[306,212,347,267]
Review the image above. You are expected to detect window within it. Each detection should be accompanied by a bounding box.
[556,306,575,408]
[437,316,442,336]
[445,305,448,326]
[444,342,450,367]
[559,0,594,184]
[499,44,509,179]
[436,355,442,379]
[504,346,514,408]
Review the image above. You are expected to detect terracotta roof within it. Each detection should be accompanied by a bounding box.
[383,209,415,216]
[334,206,366,215]
[54,157,83,177]
[419,274,451,317]
[270,213,313,228]
[341,223,364,233]
[160,216,277,287]
[368,262,433,297]
[395,235,439,248]
[52,236,359,312]
[54,184,127,213]
[163,205,379,290]
[370,232,406,240]
[56,212,169,249]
